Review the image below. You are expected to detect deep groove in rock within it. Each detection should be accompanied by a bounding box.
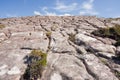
[81,59,99,80]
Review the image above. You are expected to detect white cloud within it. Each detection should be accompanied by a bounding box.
[54,0,78,12]
[42,7,72,16]
[59,13,72,16]
[42,7,48,11]
[41,7,57,16]
[6,14,17,17]
[80,0,99,15]
[34,11,41,15]
[80,10,98,15]
[82,2,93,10]
[82,0,94,10]
[113,15,120,18]
[33,0,99,16]
[34,9,56,16]
[46,12,57,16]
[63,13,71,16]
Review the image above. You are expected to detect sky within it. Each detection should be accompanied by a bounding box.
[0,0,120,18]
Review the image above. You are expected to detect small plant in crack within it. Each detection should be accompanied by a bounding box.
[46,31,52,52]
[46,31,52,39]
[100,58,107,65]
[68,33,76,43]
[115,40,120,46]
[115,71,120,79]
[51,24,58,31]
[20,50,47,80]
[0,24,5,29]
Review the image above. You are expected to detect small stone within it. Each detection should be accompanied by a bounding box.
[0,69,8,76]
[0,64,8,70]
[7,66,21,75]
[50,73,62,80]
[0,64,8,76]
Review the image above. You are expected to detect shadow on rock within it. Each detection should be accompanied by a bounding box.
[112,56,120,65]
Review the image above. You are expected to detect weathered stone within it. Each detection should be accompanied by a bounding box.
[50,31,76,53]
[75,33,97,44]
[0,16,120,80]
[47,53,94,80]
[90,42,116,53]
[0,33,6,42]
[97,52,115,59]
[83,54,118,80]
[50,72,62,80]
[0,64,8,76]
[116,46,120,56]
[7,66,21,75]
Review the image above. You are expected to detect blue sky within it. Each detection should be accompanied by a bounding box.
[0,0,120,18]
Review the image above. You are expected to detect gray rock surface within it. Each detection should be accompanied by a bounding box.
[0,16,120,80]
[116,46,120,56]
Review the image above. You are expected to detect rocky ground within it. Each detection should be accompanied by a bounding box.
[0,16,120,80]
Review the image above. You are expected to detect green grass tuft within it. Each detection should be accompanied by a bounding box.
[21,50,47,80]
[0,24,5,29]
[68,33,76,42]
[92,24,120,46]
[46,31,52,38]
